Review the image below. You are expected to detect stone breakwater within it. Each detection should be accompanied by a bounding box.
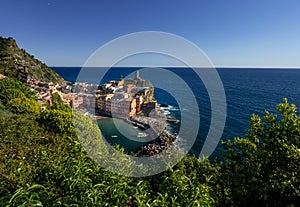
[139,130,176,156]
[129,111,178,156]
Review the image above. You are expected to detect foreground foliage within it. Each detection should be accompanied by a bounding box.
[220,98,299,206]
[0,77,299,206]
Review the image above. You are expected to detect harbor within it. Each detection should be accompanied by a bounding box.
[89,70,180,155]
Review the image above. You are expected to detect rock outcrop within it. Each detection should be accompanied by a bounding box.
[0,36,65,85]
[139,130,176,156]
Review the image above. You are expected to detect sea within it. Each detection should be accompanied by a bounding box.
[51,67,300,158]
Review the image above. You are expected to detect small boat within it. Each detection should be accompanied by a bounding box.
[137,132,148,138]
[111,135,118,138]
[166,116,180,123]
[133,126,138,129]
[163,110,171,115]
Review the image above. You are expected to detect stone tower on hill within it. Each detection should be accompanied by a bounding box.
[134,70,140,80]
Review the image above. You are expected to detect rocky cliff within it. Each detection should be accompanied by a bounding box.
[0,36,65,85]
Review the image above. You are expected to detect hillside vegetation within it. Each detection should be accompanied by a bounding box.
[0,36,65,84]
[0,77,299,206]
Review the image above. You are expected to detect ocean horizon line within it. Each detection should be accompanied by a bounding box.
[50,66,300,70]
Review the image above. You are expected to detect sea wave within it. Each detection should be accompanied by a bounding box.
[160,105,181,111]
[173,135,188,151]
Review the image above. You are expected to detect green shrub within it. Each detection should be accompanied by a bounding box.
[0,78,40,115]
[38,109,74,134]
[0,77,37,100]
[6,97,40,115]
[0,88,26,104]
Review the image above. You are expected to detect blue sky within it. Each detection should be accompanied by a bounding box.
[1,0,300,67]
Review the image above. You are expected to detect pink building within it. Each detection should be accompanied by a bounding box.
[125,84,136,94]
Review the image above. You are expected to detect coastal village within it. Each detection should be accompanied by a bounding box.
[94,71,157,118]
[20,71,158,118]
[0,70,178,155]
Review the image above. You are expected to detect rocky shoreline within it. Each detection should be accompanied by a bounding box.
[127,110,178,156]
[138,130,176,156]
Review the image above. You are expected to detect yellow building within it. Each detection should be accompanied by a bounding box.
[110,96,137,118]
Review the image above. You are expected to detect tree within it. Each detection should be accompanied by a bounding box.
[220,98,300,206]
